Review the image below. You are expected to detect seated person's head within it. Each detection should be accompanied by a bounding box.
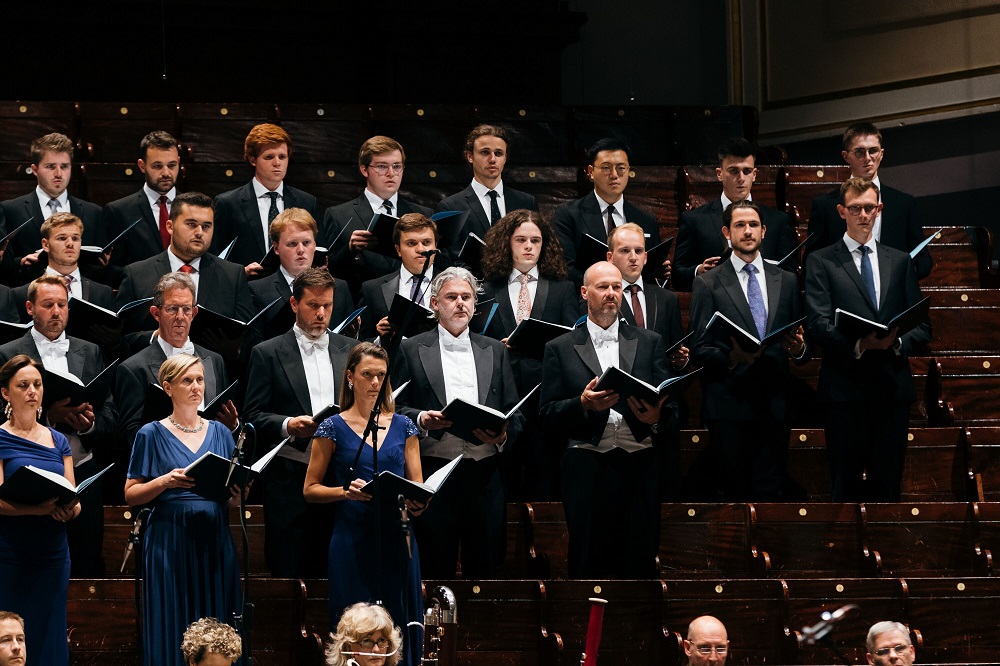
[180,617,242,666]
[326,603,402,666]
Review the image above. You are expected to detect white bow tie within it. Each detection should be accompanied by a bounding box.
[592,331,617,348]
[168,341,196,356]
[442,338,471,353]
[299,335,329,355]
[39,338,70,356]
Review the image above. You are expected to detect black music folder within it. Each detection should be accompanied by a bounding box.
[834,297,930,341]
[703,312,807,352]
[42,361,118,412]
[431,210,471,251]
[183,438,286,504]
[458,232,485,277]
[190,297,282,342]
[387,294,436,338]
[594,366,702,413]
[68,296,154,334]
[367,213,401,258]
[0,462,112,505]
[506,318,574,360]
[642,236,674,281]
[360,453,462,504]
[441,384,539,445]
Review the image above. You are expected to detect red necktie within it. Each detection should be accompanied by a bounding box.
[178,264,194,274]
[158,195,170,249]
[628,284,645,329]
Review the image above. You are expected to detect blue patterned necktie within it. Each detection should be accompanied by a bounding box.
[859,245,877,309]
[743,264,767,339]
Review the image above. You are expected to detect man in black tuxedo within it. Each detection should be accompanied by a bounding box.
[101,131,181,286]
[608,222,690,499]
[673,138,797,292]
[248,208,354,345]
[807,122,931,279]
[688,201,807,501]
[437,124,539,257]
[211,124,320,276]
[322,136,433,298]
[357,213,447,341]
[0,133,102,286]
[11,213,114,320]
[805,178,931,501]
[552,138,661,287]
[244,268,357,577]
[0,275,116,576]
[393,266,523,578]
[538,261,670,578]
[115,192,254,334]
[114,272,237,449]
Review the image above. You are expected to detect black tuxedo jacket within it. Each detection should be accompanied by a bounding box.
[0,193,103,285]
[436,184,539,254]
[12,277,113,323]
[0,285,19,323]
[356,258,454,341]
[619,282,684,350]
[805,240,931,403]
[115,251,254,332]
[689,260,804,421]
[0,332,116,449]
[243,329,357,455]
[114,340,228,447]
[210,181,320,268]
[552,194,658,287]
[538,322,669,444]
[673,199,797,292]
[807,185,930,278]
[481,277,580,394]
[321,194,434,298]
[392,327,523,454]
[101,189,167,285]
[248,270,355,337]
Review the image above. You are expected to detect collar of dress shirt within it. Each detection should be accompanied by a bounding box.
[721,191,752,210]
[37,186,68,212]
[437,323,471,345]
[44,265,82,285]
[842,232,877,256]
[278,264,296,288]
[624,275,646,291]
[400,264,433,289]
[156,334,194,357]
[143,183,177,207]
[30,326,67,350]
[586,316,619,344]
[167,247,202,272]
[729,250,765,275]
[508,265,539,285]
[471,178,504,201]
[364,188,397,214]
[593,191,623,217]
[252,177,284,200]
[293,323,328,345]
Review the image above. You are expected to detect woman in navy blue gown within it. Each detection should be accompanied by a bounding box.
[304,342,426,666]
[126,353,243,666]
[0,355,80,666]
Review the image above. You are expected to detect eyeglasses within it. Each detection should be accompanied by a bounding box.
[161,305,195,316]
[874,644,910,657]
[595,164,629,176]
[357,637,390,651]
[850,146,882,159]
[846,203,879,215]
[695,646,728,656]
[368,163,405,175]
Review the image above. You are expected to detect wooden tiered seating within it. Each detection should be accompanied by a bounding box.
[659,503,761,578]
[67,579,138,664]
[780,165,850,226]
[906,577,1000,663]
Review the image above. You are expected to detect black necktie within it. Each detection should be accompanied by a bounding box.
[605,205,615,236]
[266,192,280,223]
[383,199,394,216]
[487,190,501,225]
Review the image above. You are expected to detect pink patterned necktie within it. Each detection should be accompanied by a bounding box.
[516,273,531,323]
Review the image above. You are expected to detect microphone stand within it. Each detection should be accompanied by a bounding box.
[230,423,255,664]
[126,507,150,665]
[343,249,437,613]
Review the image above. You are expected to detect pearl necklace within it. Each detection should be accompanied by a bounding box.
[169,416,204,433]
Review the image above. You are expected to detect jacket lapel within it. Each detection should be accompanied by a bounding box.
[718,262,758,332]
[380,275,398,311]
[764,264,782,333]
[276,332,312,414]
[493,283,517,335]
[464,188,490,238]
[876,243,893,316]
[572,326,604,378]
[835,242,877,316]
[471,335,494,403]
[417,330,448,407]
[618,324,638,375]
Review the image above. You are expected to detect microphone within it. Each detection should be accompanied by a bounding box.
[226,422,250,488]
[418,249,439,258]
[120,507,151,573]
[399,493,412,559]
[798,604,858,645]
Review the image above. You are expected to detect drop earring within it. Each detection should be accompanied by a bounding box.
[348,380,354,390]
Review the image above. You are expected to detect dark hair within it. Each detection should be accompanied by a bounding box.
[291,267,336,301]
[140,131,178,160]
[30,133,73,164]
[839,177,880,205]
[464,124,510,157]
[339,343,393,413]
[842,122,883,151]
[586,138,631,165]
[481,209,568,282]
[0,355,43,391]
[392,213,438,246]
[169,192,214,221]
[717,137,755,167]
[722,199,764,228]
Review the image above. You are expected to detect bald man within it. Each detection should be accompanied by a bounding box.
[684,616,729,666]
[866,621,914,666]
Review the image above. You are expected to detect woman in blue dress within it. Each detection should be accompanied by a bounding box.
[304,342,426,666]
[125,353,243,666]
[0,354,80,666]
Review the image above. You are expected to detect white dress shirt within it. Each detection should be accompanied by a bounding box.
[729,252,769,317]
[252,177,284,249]
[507,265,539,311]
[842,233,881,310]
[144,183,176,219]
[364,188,398,217]
[166,248,202,292]
[278,325,336,464]
[470,178,506,223]
[594,191,624,230]
[36,187,68,220]
[31,328,94,466]
[398,265,434,308]
[623,275,648,326]
[44,266,83,300]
